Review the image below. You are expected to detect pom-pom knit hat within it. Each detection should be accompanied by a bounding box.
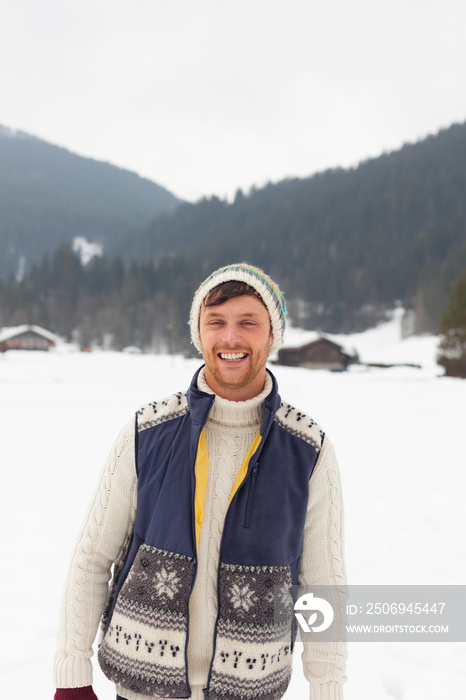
[189,263,286,356]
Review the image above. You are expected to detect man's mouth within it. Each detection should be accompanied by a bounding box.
[218,352,248,362]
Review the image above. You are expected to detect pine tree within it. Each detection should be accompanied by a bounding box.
[437,267,466,377]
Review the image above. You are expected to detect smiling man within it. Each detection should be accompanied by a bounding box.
[198,288,272,400]
[54,263,347,700]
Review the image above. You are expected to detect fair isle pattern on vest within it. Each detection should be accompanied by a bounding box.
[208,563,294,700]
[98,545,195,698]
[274,400,324,451]
[98,370,324,700]
[136,391,189,432]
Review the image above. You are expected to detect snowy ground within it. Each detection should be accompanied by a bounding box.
[0,316,465,699]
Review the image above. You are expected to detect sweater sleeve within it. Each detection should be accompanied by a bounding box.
[299,435,347,700]
[54,417,138,689]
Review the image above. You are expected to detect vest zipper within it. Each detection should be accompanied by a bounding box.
[243,461,259,529]
[184,432,205,699]
[205,456,261,695]
[184,540,197,698]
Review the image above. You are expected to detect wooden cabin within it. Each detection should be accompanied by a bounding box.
[0,325,58,352]
[277,336,352,370]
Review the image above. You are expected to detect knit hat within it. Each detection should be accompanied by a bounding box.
[189,263,286,356]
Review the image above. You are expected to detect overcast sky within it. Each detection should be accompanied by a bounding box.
[1,0,465,202]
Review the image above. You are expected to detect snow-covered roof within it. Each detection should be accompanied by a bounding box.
[282,308,407,360]
[0,324,60,343]
[280,333,349,353]
[281,328,354,357]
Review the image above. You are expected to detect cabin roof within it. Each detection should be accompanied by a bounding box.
[0,324,59,344]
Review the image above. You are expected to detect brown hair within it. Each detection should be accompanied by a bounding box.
[203,281,267,309]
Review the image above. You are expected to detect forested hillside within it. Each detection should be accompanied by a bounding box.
[1,121,465,350]
[0,125,180,278]
[109,120,466,333]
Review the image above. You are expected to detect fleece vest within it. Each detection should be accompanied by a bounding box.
[98,368,324,700]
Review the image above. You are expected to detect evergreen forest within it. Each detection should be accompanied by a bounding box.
[0,125,180,279]
[1,121,466,352]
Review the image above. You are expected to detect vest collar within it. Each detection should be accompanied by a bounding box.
[187,365,281,438]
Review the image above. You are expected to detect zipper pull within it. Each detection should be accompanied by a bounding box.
[203,689,209,699]
[244,461,259,529]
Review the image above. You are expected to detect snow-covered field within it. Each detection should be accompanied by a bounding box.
[1,316,465,699]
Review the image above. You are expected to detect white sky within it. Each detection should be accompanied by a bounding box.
[1,0,466,202]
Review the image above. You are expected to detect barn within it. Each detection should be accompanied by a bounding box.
[0,325,59,352]
[277,336,353,370]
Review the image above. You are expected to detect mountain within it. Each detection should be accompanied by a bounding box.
[109,120,466,333]
[0,125,180,278]
[1,120,466,349]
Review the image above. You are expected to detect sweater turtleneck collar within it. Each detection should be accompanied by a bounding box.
[197,367,273,428]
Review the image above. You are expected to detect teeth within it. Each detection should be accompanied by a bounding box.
[220,352,247,362]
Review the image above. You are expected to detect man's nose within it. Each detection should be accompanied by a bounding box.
[222,323,242,345]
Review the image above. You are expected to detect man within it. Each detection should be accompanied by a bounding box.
[54,263,347,700]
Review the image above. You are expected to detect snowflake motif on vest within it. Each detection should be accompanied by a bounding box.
[153,566,180,599]
[98,545,195,698]
[208,563,295,700]
[228,581,257,614]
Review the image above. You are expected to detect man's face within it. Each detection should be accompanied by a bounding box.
[199,294,273,401]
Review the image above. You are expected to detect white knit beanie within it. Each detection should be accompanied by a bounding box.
[189,263,286,356]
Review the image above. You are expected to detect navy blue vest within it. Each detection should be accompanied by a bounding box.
[98,368,323,700]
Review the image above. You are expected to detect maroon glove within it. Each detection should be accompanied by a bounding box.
[54,687,98,700]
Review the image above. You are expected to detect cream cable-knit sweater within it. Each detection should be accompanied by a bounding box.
[54,370,346,699]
